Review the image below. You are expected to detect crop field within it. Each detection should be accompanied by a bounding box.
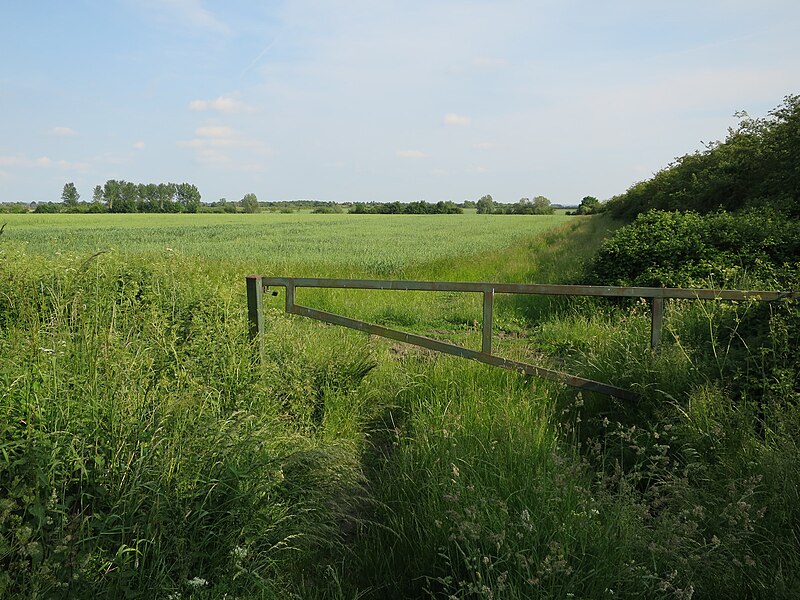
[0,213,573,278]
[2,212,798,599]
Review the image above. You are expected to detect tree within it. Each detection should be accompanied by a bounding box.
[61,182,79,208]
[476,194,494,214]
[576,196,600,215]
[103,180,120,211]
[175,183,201,213]
[88,185,105,213]
[117,181,139,213]
[512,197,532,214]
[531,195,554,215]
[158,183,176,212]
[241,193,260,213]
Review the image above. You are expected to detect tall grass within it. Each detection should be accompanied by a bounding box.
[2,213,799,598]
[0,250,375,598]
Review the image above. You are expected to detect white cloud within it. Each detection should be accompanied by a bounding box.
[443,113,470,126]
[133,141,146,149]
[49,126,77,137]
[396,149,428,158]
[473,142,497,150]
[188,94,250,113]
[475,166,489,173]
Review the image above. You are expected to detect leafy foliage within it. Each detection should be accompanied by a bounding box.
[604,95,800,219]
[103,180,201,213]
[241,192,260,213]
[587,209,800,288]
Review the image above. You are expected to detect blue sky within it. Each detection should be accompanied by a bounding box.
[1,1,798,205]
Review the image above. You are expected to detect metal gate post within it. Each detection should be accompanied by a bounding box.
[246,275,265,340]
[482,289,494,354]
[650,297,664,351]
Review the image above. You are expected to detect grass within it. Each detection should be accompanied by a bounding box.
[2,213,799,599]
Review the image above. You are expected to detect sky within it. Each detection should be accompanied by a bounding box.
[1,1,799,206]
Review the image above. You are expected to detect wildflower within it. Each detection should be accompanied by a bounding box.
[187,576,208,588]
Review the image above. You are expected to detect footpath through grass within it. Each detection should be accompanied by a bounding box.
[2,213,799,599]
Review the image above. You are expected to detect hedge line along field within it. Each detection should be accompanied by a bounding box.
[2,213,799,599]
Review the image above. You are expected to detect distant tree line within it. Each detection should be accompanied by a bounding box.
[349,201,463,214]
[475,195,555,215]
[100,181,201,213]
[0,202,34,214]
[31,181,203,213]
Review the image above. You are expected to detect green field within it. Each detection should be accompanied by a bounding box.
[2,213,798,599]
[0,213,572,278]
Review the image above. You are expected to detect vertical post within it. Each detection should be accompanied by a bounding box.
[650,297,664,352]
[285,282,296,313]
[482,289,494,354]
[246,275,265,340]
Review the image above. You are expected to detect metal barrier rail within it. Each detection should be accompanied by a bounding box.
[246,275,797,401]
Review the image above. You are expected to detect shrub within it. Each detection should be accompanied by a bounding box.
[586,209,800,288]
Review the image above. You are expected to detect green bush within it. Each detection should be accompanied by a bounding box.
[587,209,800,288]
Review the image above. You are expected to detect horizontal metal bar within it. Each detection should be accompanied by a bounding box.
[289,303,639,401]
[262,276,796,301]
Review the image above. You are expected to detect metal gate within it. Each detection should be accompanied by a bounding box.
[246,275,796,401]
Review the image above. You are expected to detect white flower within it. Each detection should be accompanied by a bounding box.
[187,576,207,588]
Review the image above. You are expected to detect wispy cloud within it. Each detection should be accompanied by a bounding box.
[242,38,280,76]
[0,155,88,170]
[195,125,237,138]
[472,56,508,70]
[143,0,230,34]
[188,94,251,113]
[396,149,428,158]
[443,113,470,126]
[133,141,146,150]
[49,126,77,137]
[178,125,269,166]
